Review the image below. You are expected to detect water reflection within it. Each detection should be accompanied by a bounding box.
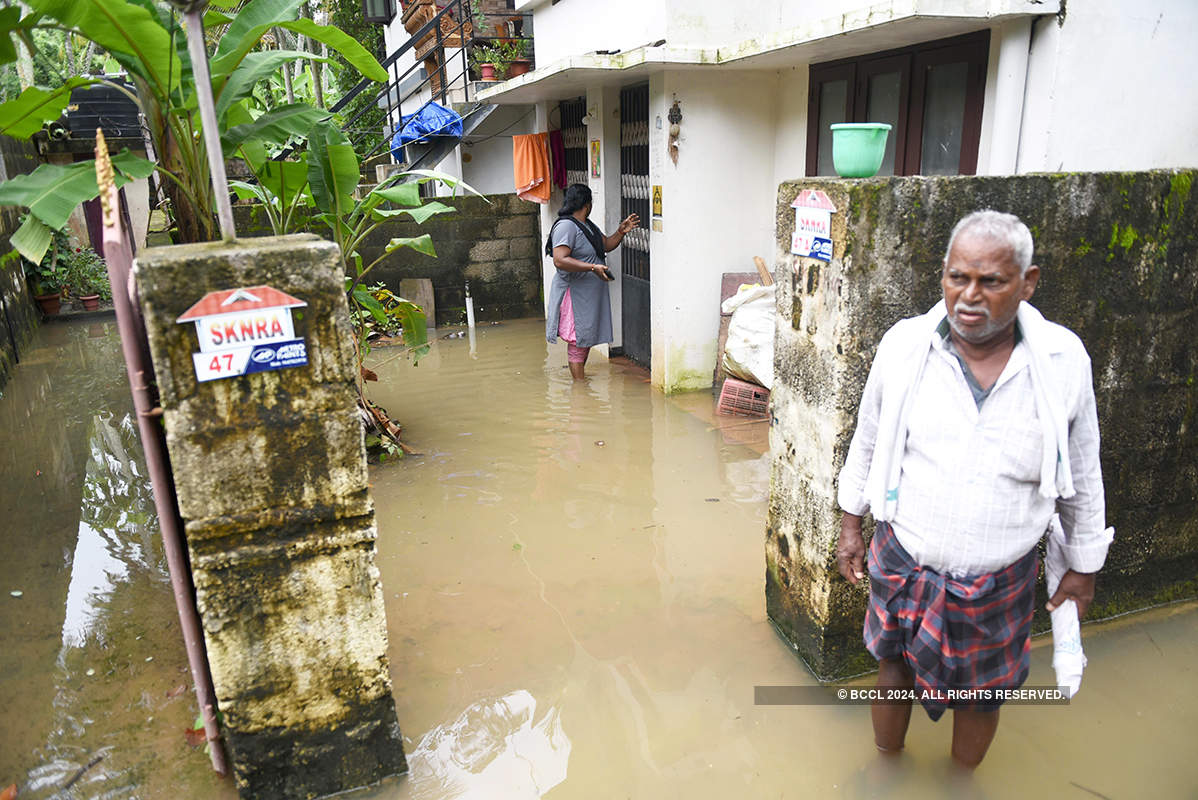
[62,414,162,650]
[403,691,569,799]
[0,321,221,800]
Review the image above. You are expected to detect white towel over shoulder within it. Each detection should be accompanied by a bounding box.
[861,300,1077,522]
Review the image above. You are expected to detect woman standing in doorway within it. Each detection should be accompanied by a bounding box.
[545,183,639,379]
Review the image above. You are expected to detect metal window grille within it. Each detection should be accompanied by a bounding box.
[558,97,588,188]
[619,84,650,280]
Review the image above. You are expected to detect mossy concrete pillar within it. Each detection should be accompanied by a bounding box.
[136,234,406,798]
[768,171,1198,680]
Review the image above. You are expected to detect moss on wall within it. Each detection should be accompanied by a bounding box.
[0,135,42,391]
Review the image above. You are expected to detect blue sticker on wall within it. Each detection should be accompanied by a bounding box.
[244,339,308,375]
[810,237,833,262]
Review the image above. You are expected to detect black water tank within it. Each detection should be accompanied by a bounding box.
[64,78,142,139]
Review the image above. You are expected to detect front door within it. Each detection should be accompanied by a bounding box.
[619,84,651,367]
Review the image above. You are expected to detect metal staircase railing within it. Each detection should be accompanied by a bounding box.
[330,1,532,164]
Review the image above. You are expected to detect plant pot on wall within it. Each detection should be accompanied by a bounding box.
[79,294,101,311]
[507,59,530,78]
[34,292,61,315]
[479,63,497,81]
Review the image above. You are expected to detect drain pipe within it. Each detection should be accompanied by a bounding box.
[95,132,229,775]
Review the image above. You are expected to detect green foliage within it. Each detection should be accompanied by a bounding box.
[0,76,94,138]
[62,244,112,301]
[469,43,508,76]
[21,221,70,295]
[469,0,488,30]
[0,149,155,264]
[18,221,110,302]
[349,282,426,350]
[307,119,358,218]
[469,39,528,79]
[0,0,387,245]
[305,157,477,364]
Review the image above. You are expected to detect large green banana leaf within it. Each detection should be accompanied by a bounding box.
[277,17,387,83]
[0,78,97,139]
[209,0,385,85]
[307,122,358,218]
[215,49,323,118]
[221,103,331,158]
[222,101,267,168]
[23,0,179,99]
[370,201,456,225]
[258,159,312,210]
[371,182,423,209]
[210,0,304,76]
[384,235,436,258]
[0,150,156,263]
[0,6,38,67]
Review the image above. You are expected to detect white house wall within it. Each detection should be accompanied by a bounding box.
[1017,0,1198,172]
[459,106,545,200]
[460,135,514,195]
[771,64,812,191]
[649,70,780,392]
[663,0,875,48]
[527,0,668,66]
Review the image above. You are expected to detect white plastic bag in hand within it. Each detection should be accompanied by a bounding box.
[1044,515,1117,699]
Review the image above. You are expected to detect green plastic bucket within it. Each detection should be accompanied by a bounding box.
[830,123,892,178]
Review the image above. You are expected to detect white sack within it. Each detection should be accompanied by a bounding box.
[721,284,776,389]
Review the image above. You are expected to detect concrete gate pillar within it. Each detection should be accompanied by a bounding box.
[136,234,406,798]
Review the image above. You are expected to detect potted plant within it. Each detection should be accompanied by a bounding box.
[63,245,111,311]
[22,222,70,315]
[469,44,506,81]
[504,39,532,78]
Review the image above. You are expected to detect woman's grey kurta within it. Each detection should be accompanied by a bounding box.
[545,218,613,348]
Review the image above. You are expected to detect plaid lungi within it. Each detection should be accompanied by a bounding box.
[864,521,1039,721]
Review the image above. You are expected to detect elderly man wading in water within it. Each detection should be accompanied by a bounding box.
[835,210,1112,768]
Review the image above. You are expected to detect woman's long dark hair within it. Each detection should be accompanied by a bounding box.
[558,183,592,216]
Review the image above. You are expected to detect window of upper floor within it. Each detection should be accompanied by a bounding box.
[806,31,990,177]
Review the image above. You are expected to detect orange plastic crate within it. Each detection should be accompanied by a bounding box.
[717,377,770,418]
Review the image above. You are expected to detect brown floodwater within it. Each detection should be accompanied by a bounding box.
[2,317,1195,799]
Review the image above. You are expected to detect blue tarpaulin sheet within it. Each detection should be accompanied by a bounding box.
[390,102,463,159]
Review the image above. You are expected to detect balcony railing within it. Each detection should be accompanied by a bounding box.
[331,0,533,162]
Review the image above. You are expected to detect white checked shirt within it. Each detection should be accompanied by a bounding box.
[838,319,1110,578]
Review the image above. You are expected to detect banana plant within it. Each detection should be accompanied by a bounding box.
[229,115,484,369]
[304,120,485,363]
[0,0,387,261]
